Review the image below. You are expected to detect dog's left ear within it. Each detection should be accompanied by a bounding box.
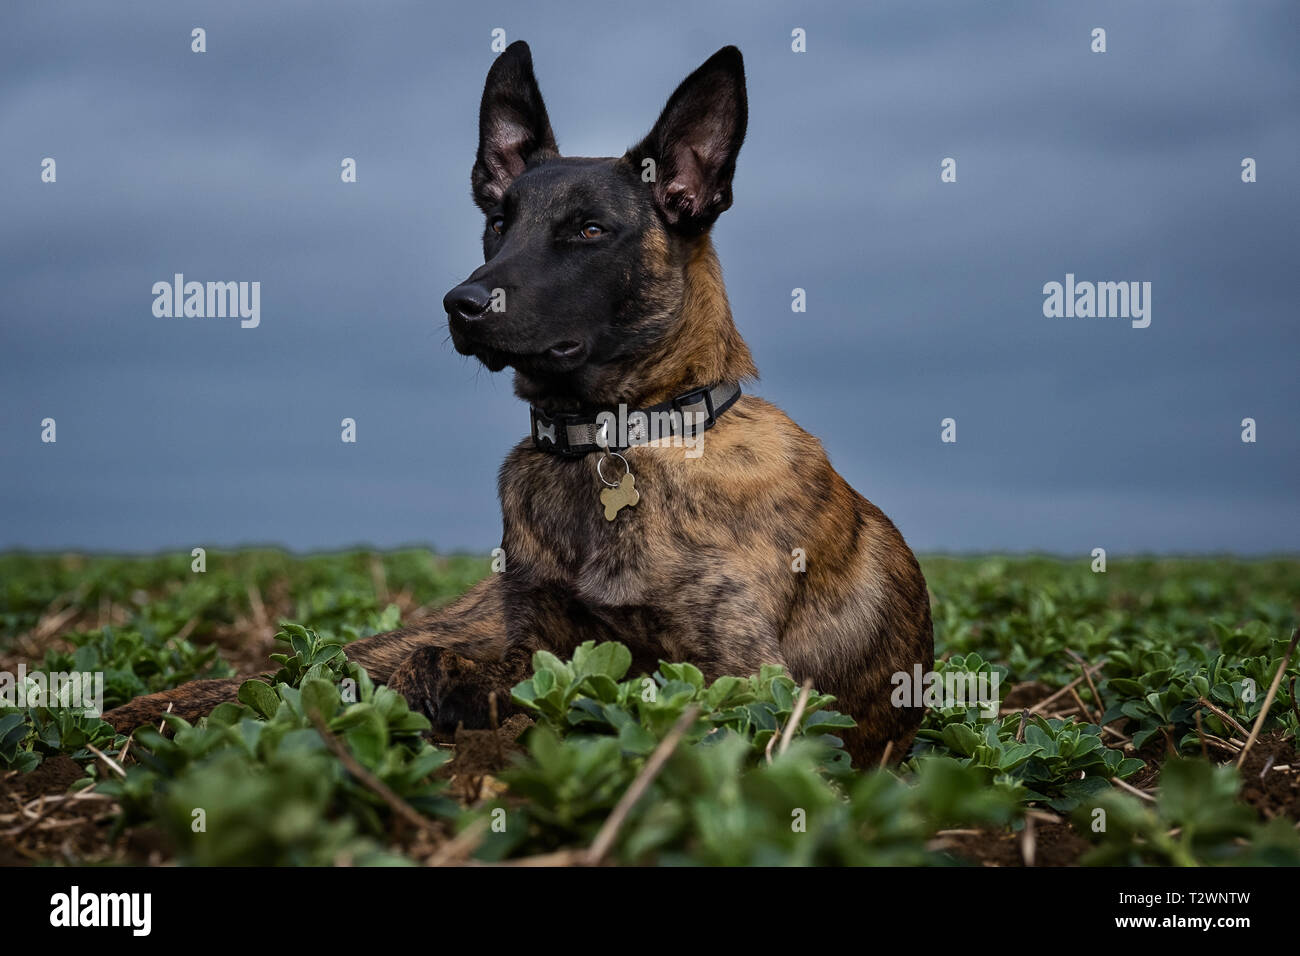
[627,46,747,233]
[472,41,559,213]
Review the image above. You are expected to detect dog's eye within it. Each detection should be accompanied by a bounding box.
[489,216,505,235]
[579,222,605,240]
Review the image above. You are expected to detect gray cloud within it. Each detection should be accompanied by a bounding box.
[2,0,1296,555]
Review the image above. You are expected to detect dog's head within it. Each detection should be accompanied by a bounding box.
[443,42,749,407]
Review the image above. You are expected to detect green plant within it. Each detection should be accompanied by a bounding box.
[915,711,1144,811]
[1074,757,1300,866]
[512,641,857,770]
[3,551,1297,866]
[96,625,455,864]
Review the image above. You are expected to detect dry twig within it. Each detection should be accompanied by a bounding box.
[307,711,439,838]
[584,705,699,865]
[778,678,814,756]
[1236,629,1299,769]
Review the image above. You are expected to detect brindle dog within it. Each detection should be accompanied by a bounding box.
[105,43,933,767]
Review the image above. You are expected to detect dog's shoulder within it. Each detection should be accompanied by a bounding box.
[695,393,831,472]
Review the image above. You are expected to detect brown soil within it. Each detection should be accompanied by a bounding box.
[1001,681,1054,711]
[1236,731,1300,820]
[442,714,534,804]
[0,709,542,866]
[0,756,124,865]
[938,820,1093,867]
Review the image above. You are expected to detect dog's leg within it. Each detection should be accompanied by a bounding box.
[385,643,535,737]
[100,676,249,733]
[342,576,504,682]
[102,576,505,733]
[385,586,601,735]
[657,573,790,682]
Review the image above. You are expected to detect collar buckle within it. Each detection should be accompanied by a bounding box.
[672,386,716,434]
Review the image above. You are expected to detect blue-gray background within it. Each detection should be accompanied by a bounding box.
[3,1,1297,556]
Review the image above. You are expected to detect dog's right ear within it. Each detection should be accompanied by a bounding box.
[471,41,559,213]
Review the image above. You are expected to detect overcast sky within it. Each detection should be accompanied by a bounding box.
[2,0,1296,556]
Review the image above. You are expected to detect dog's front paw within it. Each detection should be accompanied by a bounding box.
[386,646,491,736]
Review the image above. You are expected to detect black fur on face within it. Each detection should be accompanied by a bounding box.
[442,41,747,407]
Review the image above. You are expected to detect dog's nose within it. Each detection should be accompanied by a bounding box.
[443,283,492,324]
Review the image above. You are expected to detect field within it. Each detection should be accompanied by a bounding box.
[1,550,1297,866]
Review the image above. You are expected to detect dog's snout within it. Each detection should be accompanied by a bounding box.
[443,283,492,324]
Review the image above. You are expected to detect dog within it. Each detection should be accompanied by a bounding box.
[105,42,934,767]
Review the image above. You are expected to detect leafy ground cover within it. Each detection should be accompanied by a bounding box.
[1,550,1296,866]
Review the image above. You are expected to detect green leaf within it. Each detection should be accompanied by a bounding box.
[1023,723,1052,752]
[618,723,657,756]
[939,722,982,756]
[237,680,280,719]
[658,660,704,690]
[801,711,857,734]
[704,676,745,710]
[533,669,556,696]
[573,642,633,681]
[577,674,620,703]
[1106,678,1148,697]
[300,678,340,721]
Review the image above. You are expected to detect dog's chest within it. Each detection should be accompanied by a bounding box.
[503,448,679,605]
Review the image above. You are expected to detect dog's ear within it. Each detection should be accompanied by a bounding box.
[472,41,559,213]
[626,46,747,233]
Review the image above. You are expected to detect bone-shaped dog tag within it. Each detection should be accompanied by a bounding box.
[600,473,640,521]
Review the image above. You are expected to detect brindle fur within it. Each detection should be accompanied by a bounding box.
[105,42,933,767]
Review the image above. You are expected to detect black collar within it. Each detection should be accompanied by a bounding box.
[530,382,742,457]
